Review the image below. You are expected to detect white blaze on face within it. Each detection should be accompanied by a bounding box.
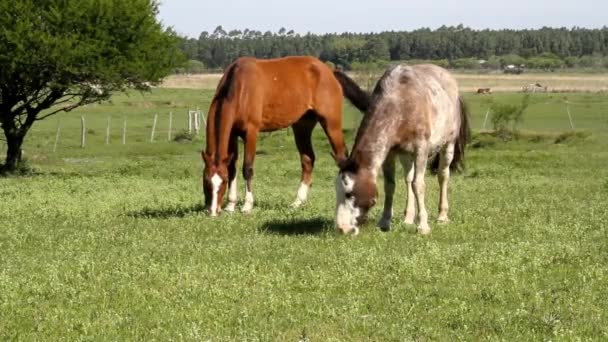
[335,172,360,235]
[209,173,222,216]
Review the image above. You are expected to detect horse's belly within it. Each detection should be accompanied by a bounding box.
[260,103,309,131]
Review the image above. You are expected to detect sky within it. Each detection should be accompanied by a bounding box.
[157,0,607,38]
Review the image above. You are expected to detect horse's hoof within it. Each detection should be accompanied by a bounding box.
[224,203,237,212]
[417,225,432,235]
[290,200,304,208]
[379,225,392,232]
[241,205,253,214]
[378,219,392,232]
[437,216,449,224]
[403,216,416,225]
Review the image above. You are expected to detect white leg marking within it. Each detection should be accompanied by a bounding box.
[210,173,222,216]
[291,182,309,208]
[241,183,254,213]
[225,177,238,212]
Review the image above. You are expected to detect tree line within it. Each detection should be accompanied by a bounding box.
[177,25,608,71]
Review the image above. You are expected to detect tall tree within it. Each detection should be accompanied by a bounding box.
[0,0,183,173]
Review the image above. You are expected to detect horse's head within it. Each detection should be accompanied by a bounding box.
[202,151,233,216]
[334,156,378,235]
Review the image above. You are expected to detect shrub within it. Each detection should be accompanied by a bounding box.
[173,130,195,142]
[490,95,530,138]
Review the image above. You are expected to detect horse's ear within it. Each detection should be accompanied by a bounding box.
[330,152,348,169]
[202,151,212,165]
[222,153,234,165]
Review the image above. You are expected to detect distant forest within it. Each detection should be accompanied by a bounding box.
[176,26,608,71]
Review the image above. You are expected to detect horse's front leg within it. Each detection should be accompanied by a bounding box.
[291,119,317,207]
[399,155,416,225]
[241,129,259,213]
[412,148,431,235]
[378,153,396,231]
[224,134,239,212]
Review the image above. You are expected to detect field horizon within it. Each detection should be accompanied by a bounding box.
[161,71,608,93]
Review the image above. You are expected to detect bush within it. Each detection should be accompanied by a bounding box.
[554,131,591,144]
[176,60,207,74]
[450,57,479,69]
[490,95,530,137]
[173,130,195,142]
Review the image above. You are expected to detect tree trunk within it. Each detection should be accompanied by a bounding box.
[1,123,26,174]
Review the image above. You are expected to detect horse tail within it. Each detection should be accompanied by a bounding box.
[430,96,471,173]
[333,70,370,114]
[450,96,471,172]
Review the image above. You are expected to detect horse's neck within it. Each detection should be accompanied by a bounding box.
[352,117,394,176]
[206,100,234,158]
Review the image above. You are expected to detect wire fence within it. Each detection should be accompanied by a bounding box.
[1,99,606,158]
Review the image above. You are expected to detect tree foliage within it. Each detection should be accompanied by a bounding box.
[180,26,608,70]
[0,0,183,172]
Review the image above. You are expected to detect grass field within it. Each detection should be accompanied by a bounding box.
[1,87,608,340]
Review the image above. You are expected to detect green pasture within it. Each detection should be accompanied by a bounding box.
[1,89,607,340]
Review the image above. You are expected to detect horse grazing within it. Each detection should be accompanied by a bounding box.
[476,87,492,95]
[334,64,471,235]
[202,56,369,216]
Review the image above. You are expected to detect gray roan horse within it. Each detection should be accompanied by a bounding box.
[334,64,470,235]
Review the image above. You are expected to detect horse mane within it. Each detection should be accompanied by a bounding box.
[347,67,393,165]
[430,96,471,173]
[208,63,238,164]
[214,63,238,102]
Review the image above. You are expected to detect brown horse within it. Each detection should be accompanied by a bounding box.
[476,87,492,95]
[202,56,369,216]
[334,64,470,235]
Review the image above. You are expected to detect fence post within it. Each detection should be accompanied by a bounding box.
[80,116,86,148]
[481,108,490,130]
[106,116,111,145]
[566,104,575,130]
[150,113,158,142]
[188,110,192,133]
[200,110,207,129]
[168,111,173,141]
[53,119,61,153]
[194,111,200,134]
[122,118,127,145]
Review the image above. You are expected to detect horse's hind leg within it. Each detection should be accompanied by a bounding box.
[378,152,396,231]
[291,117,317,207]
[224,133,239,212]
[399,155,417,225]
[437,143,455,223]
[241,128,259,213]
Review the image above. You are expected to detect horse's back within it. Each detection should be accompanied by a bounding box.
[227,56,342,130]
[411,64,460,147]
[377,64,460,149]
[232,56,335,89]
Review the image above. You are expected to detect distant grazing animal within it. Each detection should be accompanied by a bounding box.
[334,64,471,235]
[522,83,548,93]
[476,87,492,95]
[202,56,369,216]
